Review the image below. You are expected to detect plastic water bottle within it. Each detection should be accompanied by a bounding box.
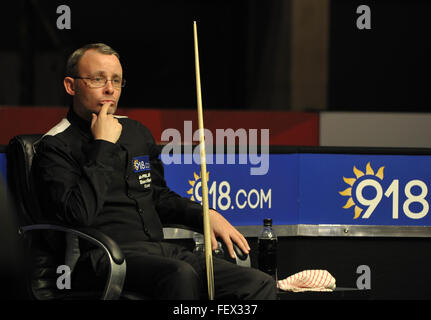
[258,218,278,281]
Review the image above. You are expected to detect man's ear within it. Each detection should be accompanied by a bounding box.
[64,77,76,96]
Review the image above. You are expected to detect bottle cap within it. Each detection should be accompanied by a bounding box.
[263,218,272,226]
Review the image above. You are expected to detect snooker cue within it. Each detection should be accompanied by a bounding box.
[193,21,215,300]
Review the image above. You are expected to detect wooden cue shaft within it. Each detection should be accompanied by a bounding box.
[193,21,215,300]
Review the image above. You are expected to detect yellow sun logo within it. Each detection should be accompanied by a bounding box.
[187,171,210,201]
[339,162,384,219]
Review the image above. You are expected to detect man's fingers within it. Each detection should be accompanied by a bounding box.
[238,232,251,252]
[211,232,218,251]
[208,209,251,258]
[99,102,110,116]
[219,235,236,258]
[226,231,250,258]
[233,233,250,256]
[91,113,97,128]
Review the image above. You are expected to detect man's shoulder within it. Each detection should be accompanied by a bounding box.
[43,118,72,138]
[36,118,79,151]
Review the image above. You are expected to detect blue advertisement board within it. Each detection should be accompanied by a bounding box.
[2,150,431,227]
[163,154,299,226]
[298,154,431,226]
[0,153,6,183]
[164,153,431,227]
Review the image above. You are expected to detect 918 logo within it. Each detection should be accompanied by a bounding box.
[340,162,429,220]
[187,171,271,211]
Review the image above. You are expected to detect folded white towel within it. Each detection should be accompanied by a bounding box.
[277,270,336,292]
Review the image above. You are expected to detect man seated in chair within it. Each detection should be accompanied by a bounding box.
[32,43,277,300]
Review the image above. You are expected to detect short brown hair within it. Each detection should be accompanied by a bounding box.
[65,43,120,77]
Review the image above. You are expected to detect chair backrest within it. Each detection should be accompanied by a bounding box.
[7,134,43,226]
[7,134,70,300]
[0,173,30,298]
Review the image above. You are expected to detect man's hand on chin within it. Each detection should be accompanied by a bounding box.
[90,102,122,144]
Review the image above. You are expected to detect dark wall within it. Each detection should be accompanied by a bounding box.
[0,0,286,110]
[1,0,430,110]
[329,0,431,112]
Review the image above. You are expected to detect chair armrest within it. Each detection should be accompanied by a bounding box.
[163,223,250,266]
[20,224,126,300]
[233,243,248,261]
[75,227,125,265]
[21,224,125,264]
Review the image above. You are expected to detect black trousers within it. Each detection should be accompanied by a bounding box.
[80,241,277,300]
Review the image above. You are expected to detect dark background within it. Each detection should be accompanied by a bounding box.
[2,1,431,300]
[0,0,430,111]
[329,0,431,112]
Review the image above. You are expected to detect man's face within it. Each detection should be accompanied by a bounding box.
[65,49,123,121]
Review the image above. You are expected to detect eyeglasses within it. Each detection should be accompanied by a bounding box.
[74,76,126,89]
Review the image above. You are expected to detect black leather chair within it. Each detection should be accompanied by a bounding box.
[6,134,249,300]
